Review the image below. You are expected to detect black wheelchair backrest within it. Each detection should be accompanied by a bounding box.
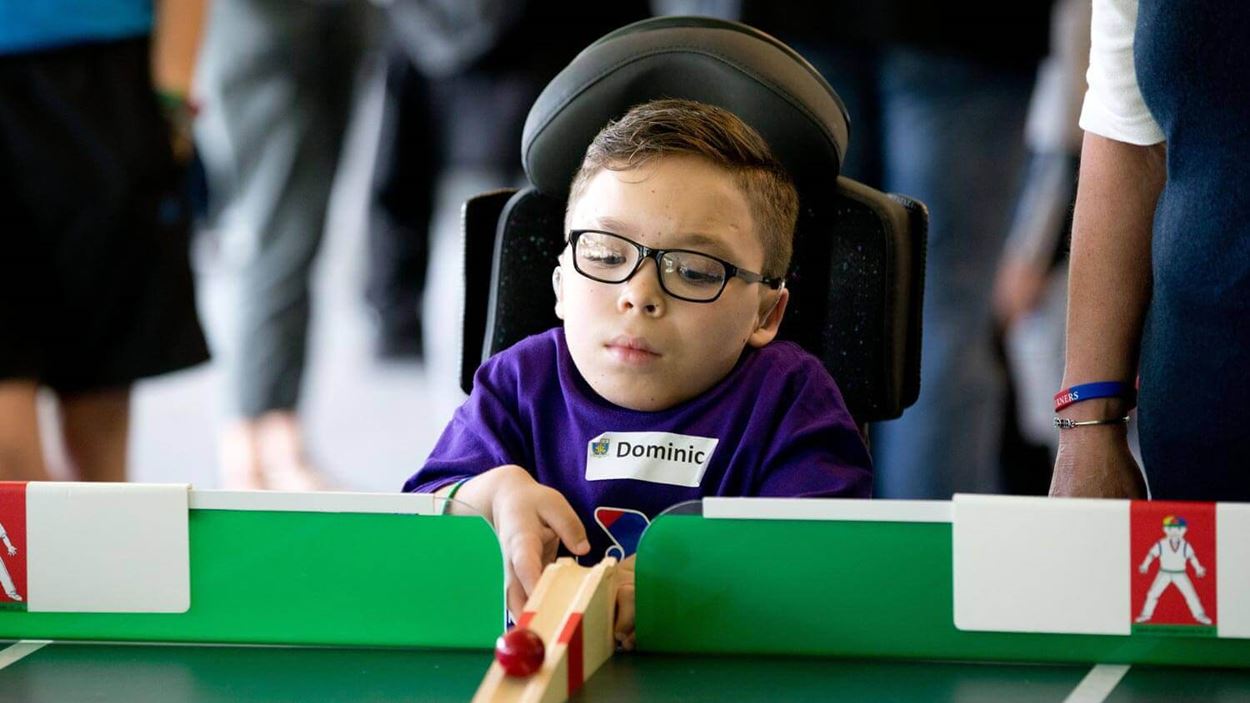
[459,16,925,424]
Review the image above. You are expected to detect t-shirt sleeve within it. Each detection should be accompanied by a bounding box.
[753,355,873,498]
[401,355,530,494]
[1078,0,1165,145]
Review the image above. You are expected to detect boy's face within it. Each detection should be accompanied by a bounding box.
[1165,525,1187,539]
[556,155,788,412]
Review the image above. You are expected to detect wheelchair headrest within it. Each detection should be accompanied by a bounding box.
[521,16,850,206]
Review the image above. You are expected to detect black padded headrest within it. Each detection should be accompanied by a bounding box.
[521,16,850,204]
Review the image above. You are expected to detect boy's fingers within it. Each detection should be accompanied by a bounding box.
[506,577,529,619]
[510,534,546,596]
[538,494,590,555]
[501,559,526,620]
[541,527,562,564]
[614,582,636,651]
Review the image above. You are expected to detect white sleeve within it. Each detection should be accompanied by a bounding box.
[1078,0,1165,145]
[1023,0,1091,154]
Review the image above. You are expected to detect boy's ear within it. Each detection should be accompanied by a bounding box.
[746,286,789,349]
[552,265,565,320]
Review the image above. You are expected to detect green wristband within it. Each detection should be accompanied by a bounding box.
[441,479,467,515]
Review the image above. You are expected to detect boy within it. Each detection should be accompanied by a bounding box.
[404,99,871,647]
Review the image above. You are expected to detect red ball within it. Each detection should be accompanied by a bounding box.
[495,628,545,677]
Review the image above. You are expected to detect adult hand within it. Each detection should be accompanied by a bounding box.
[482,466,590,618]
[1050,429,1145,498]
[993,257,1050,329]
[614,555,637,651]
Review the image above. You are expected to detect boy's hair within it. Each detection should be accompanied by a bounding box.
[566,99,798,278]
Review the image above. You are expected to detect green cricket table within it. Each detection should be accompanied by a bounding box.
[4,641,1250,702]
[1,492,1246,702]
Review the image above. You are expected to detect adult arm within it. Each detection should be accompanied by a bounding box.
[152,0,207,97]
[1049,131,1163,497]
[1050,0,1166,498]
[152,0,208,161]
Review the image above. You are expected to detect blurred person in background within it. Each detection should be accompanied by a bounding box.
[992,0,1092,494]
[0,0,209,482]
[739,0,1054,498]
[194,0,378,490]
[365,43,436,363]
[196,1,649,490]
[374,2,651,422]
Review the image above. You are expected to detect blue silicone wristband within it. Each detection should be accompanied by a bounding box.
[1054,381,1136,411]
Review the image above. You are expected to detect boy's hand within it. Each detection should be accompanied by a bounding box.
[475,465,590,617]
[614,555,637,651]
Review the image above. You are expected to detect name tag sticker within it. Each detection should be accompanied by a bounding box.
[585,432,718,487]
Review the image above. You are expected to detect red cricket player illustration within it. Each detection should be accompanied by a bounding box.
[1135,515,1210,625]
[0,520,22,602]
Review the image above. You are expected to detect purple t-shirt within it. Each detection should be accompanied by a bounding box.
[404,328,871,563]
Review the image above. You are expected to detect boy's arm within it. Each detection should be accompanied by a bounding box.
[1139,542,1159,572]
[754,365,873,498]
[449,465,589,617]
[410,340,588,614]
[403,357,532,497]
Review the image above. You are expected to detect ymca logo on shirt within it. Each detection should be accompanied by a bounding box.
[584,432,718,487]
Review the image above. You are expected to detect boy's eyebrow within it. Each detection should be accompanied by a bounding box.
[667,232,737,259]
[589,218,735,257]
[592,216,636,234]
[670,232,721,248]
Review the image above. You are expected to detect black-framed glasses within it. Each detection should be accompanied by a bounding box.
[567,229,784,303]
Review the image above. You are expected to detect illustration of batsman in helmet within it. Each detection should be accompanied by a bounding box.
[0,521,22,602]
[1135,515,1210,625]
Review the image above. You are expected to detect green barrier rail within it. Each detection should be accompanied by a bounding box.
[0,509,504,649]
[635,512,1250,667]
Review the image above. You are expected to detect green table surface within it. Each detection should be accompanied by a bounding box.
[4,641,1249,702]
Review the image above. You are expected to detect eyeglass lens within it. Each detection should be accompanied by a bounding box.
[574,231,728,301]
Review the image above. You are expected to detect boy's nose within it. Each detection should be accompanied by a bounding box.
[617,259,666,316]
